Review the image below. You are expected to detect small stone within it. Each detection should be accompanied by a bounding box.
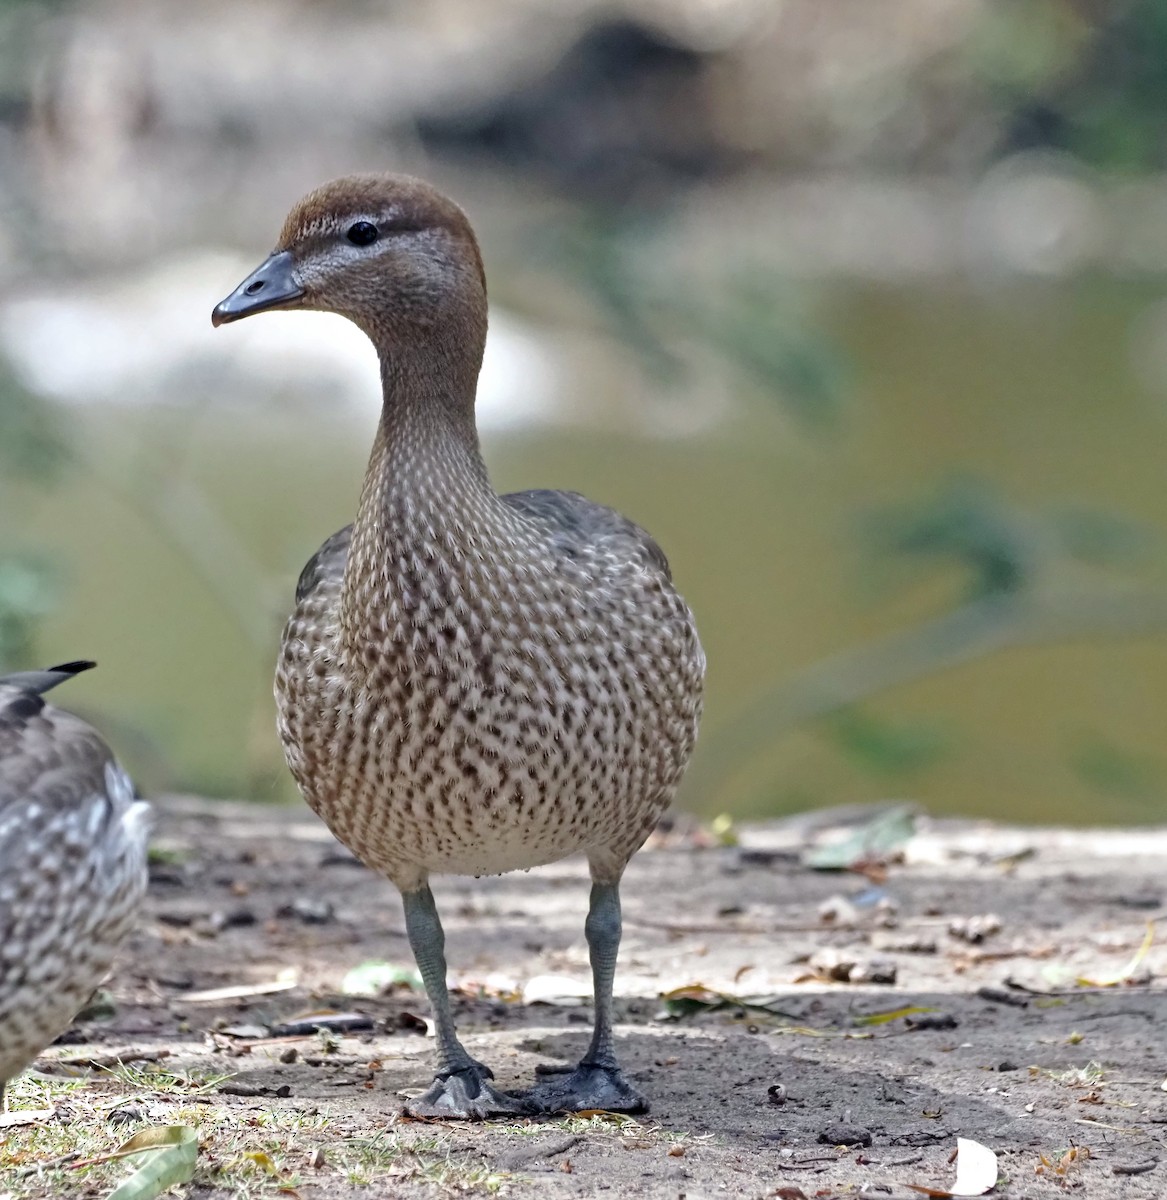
[277,897,335,924]
[279,1046,299,1064]
[108,1104,147,1125]
[221,908,257,928]
[948,914,1002,944]
[906,1014,959,1031]
[818,1123,873,1147]
[976,986,1028,1008]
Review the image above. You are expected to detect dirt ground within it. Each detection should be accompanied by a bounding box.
[6,797,1167,1199]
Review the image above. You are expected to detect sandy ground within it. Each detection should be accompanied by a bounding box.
[6,797,1167,1199]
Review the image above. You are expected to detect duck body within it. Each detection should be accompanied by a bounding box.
[214,173,704,1118]
[0,662,149,1101]
[277,473,702,892]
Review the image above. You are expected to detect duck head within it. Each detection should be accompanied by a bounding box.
[212,174,488,352]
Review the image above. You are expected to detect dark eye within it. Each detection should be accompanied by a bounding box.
[346,221,379,247]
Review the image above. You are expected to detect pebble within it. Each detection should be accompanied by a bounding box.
[818,1123,872,1147]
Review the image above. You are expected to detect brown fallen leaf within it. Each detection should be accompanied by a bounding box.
[1036,1145,1090,1178]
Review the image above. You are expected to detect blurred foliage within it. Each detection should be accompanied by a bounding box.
[543,216,847,429]
[0,551,61,664]
[1069,733,1161,802]
[673,272,848,431]
[0,356,71,666]
[864,479,1039,602]
[863,479,1157,605]
[825,707,950,779]
[977,0,1167,169]
[1049,505,1154,568]
[0,359,69,484]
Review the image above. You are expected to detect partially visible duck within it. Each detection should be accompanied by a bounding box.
[213,175,704,1118]
[0,661,150,1106]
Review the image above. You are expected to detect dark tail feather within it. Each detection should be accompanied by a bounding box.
[0,660,97,695]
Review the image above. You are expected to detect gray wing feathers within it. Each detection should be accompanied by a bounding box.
[296,525,353,604]
[0,667,139,848]
[0,660,96,698]
[502,489,672,579]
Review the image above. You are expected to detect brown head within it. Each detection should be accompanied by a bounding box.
[212,174,488,367]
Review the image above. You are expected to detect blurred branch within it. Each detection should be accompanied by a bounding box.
[535,217,848,429]
[693,578,1167,804]
[81,452,276,653]
[694,481,1167,802]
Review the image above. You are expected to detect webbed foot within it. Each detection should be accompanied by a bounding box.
[403,1064,534,1120]
[524,1061,648,1115]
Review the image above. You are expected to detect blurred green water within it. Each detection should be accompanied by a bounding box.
[13,277,1167,824]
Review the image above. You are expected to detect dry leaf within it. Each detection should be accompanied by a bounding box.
[1077,921,1154,987]
[0,1108,54,1127]
[177,972,298,1003]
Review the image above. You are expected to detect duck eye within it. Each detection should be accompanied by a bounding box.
[346,221,379,247]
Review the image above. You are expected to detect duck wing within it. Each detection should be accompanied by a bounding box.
[501,488,672,579]
[294,525,353,605]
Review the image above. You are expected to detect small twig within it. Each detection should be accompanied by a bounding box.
[67,1145,161,1171]
[1075,1118,1144,1133]
[14,1151,81,1178]
[624,914,951,936]
[497,1134,583,1169]
[693,585,1167,803]
[1113,1160,1158,1176]
[54,1048,171,1069]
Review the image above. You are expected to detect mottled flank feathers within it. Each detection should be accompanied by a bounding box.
[0,664,149,1097]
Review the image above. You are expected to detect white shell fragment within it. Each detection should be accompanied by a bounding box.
[951,1137,999,1197]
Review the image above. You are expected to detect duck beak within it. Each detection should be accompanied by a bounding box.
[211,251,305,326]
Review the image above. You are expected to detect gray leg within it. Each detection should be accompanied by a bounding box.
[526,882,647,1114]
[401,886,531,1119]
[582,881,622,1068]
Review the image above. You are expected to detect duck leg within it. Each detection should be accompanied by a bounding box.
[400,885,531,1119]
[525,881,648,1114]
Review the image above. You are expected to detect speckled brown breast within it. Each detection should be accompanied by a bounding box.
[275,437,704,894]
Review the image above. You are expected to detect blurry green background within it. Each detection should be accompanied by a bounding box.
[2,0,1167,823]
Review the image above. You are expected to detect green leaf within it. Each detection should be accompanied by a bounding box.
[804,805,917,871]
[104,1126,197,1200]
[659,984,801,1021]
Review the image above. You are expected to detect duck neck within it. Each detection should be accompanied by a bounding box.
[340,340,498,664]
